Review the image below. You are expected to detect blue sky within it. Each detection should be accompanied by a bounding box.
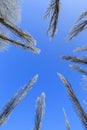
[0,0,87,130]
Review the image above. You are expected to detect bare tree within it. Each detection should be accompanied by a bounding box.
[67,10,87,41]
[62,55,87,65]
[33,92,46,130]
[58,73,87,129]
[0,74,38,125]
[0,0,40,54]
[59,7,87,127]
[45,0,60,38]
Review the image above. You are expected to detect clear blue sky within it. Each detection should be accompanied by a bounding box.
[0,0,87,130]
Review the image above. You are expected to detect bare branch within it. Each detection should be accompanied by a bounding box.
[0,74,38,125]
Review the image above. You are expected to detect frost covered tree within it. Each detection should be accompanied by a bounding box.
[45,0,60,38]
[57,7,87,129]
[33,92,46,130]
[0,0,40,54]
[58,73,87,129]
[67,10,87,41]
[0,74,38,125]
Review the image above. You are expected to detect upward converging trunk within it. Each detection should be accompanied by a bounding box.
[45,0,60,38]
[0,0,40,53]
[58,73,87,129]
[33,93,45,130]
[0,74,38,125]
[0,18,37,45]
[67,10,87,40]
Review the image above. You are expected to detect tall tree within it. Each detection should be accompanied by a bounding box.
[45,0,60,38]
[67,10,87,41]
[58,73,87,129]
[33,92,46,130]
[0,0,40,54]
[0,74,38,125]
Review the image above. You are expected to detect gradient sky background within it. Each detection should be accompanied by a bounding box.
[0,0,87,130]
